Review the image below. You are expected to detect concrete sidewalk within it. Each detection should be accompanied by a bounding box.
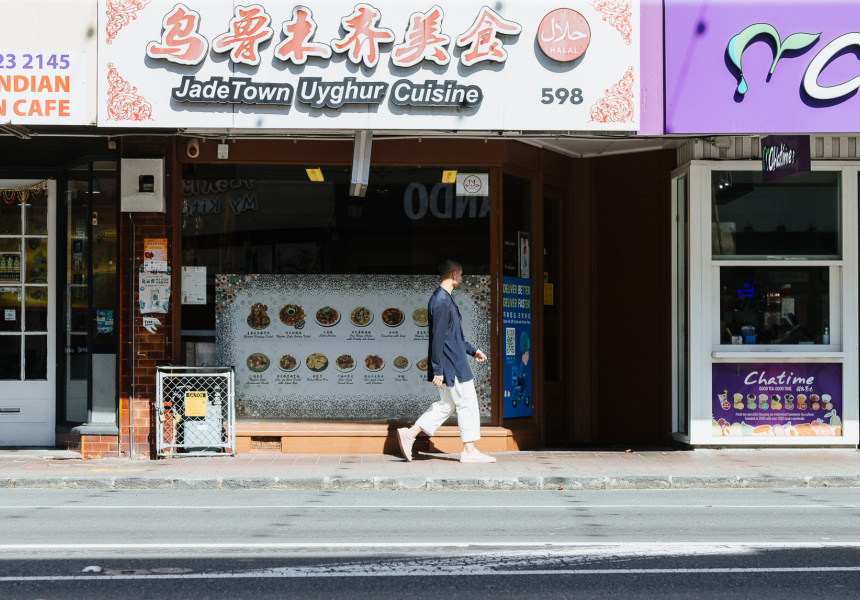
[0,447,859,491]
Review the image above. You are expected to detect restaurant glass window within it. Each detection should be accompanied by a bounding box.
[180,165,492,364]
[712,169,841,350]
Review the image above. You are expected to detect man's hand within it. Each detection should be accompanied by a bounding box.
[432,375,444,388]
[474,349,487,362]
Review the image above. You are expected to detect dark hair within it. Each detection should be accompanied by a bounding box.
[439,259,462,278]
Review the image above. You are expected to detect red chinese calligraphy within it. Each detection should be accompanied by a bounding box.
[274,6,331,64]
[213,4,274,66]
[392,5,450,67]
[146,4,208,65]
[331,4,394,68]
[456,7,521,67]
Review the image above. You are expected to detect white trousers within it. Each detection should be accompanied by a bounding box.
[415,377,481,443]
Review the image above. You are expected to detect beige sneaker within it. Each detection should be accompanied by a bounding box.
[460,450,496,463]
[397,428,414,462]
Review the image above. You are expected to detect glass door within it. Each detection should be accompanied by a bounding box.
[672,170,690,438]
[62,162,119,425]
[0,180,55,446]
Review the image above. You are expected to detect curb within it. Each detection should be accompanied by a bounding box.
[0,474,858,491]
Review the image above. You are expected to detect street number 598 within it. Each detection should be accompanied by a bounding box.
[541,88,583,105]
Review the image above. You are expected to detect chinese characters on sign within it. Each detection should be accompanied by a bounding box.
[145,2,518,69]
[99,0,641,130]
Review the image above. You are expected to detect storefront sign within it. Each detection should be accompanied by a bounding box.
[761,135,811,183]
[97,1,640,131]
[502,277,533,418]
[0,50,86,124]
[216,274,491,420]
[711,362,842,437]
[666,0,860,133]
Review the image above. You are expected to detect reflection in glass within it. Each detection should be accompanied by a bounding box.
[712,171,840,258]
[24,335,47,380]
[0,335,21,379]
[720,266,829,345]
[0,199,21,235]
[0,289,21,332]
[179,165,491,340]
[25,286,48,332]
[25,238,48,283]
[25,187,48,235]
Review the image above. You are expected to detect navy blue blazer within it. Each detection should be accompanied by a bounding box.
[427,286,477,386]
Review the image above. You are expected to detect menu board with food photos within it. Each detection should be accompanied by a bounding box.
[216,274,492,421]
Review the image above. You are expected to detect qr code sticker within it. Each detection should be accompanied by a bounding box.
[505,327,515,356]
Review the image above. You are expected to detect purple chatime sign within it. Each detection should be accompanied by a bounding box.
[666,0,860,133]
[712,363,842,437]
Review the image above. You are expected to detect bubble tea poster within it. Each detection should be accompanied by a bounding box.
[711,363,842,437]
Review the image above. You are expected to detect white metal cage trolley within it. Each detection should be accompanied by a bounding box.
[156,366,236,456]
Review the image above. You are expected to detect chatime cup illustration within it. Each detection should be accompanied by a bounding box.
[797,394,807,410]
[784,394,794,410]
[823,394,833,410]
[758,393,769,410]
[770,394,782,410]
[747,393,756,409]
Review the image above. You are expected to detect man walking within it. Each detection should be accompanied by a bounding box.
[397,260,496,463]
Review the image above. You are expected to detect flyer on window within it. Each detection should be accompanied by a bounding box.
[502,276,532,418]
[711,362,842,436]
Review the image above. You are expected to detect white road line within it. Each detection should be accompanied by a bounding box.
[2,566,860,582]
[0,504,856,510]
[1,542,860,550]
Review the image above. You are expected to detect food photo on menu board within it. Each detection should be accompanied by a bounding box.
[711,362,842,437]
[215,274,492,421]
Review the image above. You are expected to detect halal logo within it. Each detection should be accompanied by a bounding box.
[537,9,590,62]
[463,175,483,194]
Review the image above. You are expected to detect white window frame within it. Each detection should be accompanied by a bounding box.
[686,161,858,446]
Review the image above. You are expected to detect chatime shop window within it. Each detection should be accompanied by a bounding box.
[711,171,840,260]
[711,169,842,350]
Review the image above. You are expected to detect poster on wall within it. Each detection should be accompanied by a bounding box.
[503,276,532,418]
[143,238,168,272]
[139,267,171,314]
[216,274,491,420]
[711,362,843,437]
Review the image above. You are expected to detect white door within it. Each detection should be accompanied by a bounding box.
[0,180,55,446]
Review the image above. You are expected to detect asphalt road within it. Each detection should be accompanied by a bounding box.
[1,488,859,599]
